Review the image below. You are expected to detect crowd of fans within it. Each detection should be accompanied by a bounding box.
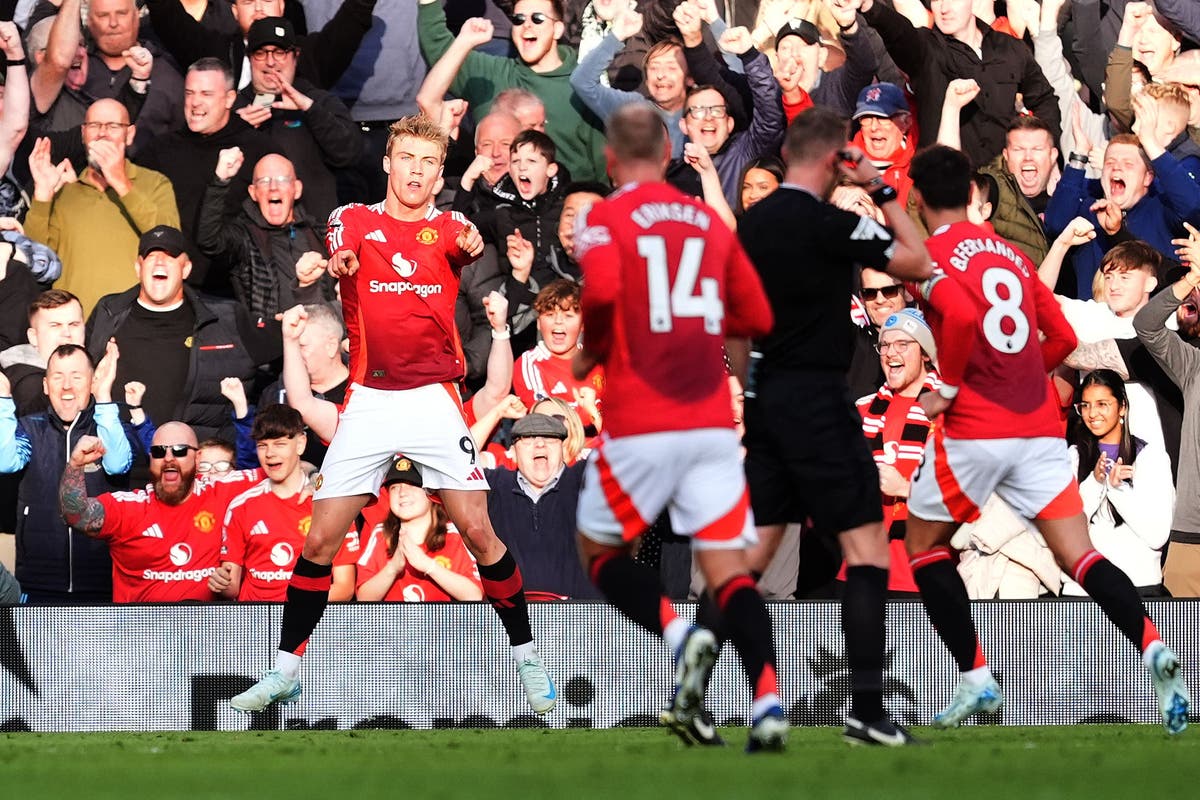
[1,0,1200,606]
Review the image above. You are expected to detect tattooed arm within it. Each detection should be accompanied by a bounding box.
[60,435,108,534]
[1062,338,1129,380]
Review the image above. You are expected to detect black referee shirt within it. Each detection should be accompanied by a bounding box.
[738,186,898,372]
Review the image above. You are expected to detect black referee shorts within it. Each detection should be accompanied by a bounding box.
[743,369,883,535]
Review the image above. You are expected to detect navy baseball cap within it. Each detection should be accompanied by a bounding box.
[853,83,910,120]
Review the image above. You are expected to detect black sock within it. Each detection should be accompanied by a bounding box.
[910,547,983,672]
[478,550,533,646]
[589,551,672,638]
[1075,552,1156,651]
[695,590,726,648]
[843,565,887,723]
[278,557,332,655]
[715,575,778,701]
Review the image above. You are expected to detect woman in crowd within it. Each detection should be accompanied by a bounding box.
[738,155,784,214]
[355,458,484,602]
[1065,369,1173,596]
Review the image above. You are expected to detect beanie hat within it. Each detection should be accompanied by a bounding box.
[880,308,937,363]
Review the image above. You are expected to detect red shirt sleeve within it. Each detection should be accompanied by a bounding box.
[444,211,476,270]
[1031,277,1078,371]
[96,492,129,541]
[925,273,978,388]
[333,528,360,567]
[326,204,360,257]
[576,205,620,359]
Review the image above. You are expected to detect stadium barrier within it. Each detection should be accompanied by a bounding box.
[1,600,1197,732]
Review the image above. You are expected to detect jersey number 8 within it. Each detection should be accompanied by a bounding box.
[638,235,724,335]
[981,267,1030,354]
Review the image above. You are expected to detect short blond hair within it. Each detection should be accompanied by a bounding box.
[386,115,449,163]
[1143,82,1193,115]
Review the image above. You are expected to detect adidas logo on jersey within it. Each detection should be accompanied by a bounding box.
[550,381,567,395]
[250,520,270,536]
[140,523,164,539]
[364,229,387,243]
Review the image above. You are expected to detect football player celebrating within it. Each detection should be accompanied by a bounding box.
[231,115,555,715]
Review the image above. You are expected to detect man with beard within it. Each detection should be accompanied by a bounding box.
[59,420,258,602]
[1,343,136,603]
[1135,235,1200,597]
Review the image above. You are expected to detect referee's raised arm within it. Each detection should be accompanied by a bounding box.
[837,145,932,283]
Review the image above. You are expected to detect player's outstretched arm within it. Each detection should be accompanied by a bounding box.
[60,436,107,534]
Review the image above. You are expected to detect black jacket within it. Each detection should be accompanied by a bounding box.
[232,79,363,223]
[144,0,377,90]
[485,463,599,599]
[85,286,274,443]
[14,402,136,600]
[196,180,334,318]
[135,118,279,290]
[863,4,1061,168]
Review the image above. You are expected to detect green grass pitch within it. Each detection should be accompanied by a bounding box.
[3,725,1197,799]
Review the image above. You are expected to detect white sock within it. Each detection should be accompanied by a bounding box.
[276,650,303,681]
[962,665,992,687]
[1143,639,1164,669]
[664,618,690,656]
[512,641,537,663]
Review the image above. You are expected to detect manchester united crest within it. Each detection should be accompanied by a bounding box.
[394,457,412,472]
[434,555,453,571]
[194,510,216,533]
[298,515,312,536]
[416,227,438,245]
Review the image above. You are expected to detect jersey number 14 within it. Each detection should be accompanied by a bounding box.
[638,235,723,335]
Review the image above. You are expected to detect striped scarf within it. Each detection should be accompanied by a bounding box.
[859,370,942,478]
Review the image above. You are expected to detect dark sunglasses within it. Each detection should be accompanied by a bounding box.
[150,444,197,459]
[510,12,557,25]
[861,285,903,301]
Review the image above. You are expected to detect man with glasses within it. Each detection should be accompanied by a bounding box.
[848,266,910,398]
[59,420,259,602]
[230,18,361,224]
[136,58,279,289]
[416,0,608,182]
[196,150,335,318]
[26,98,179,316]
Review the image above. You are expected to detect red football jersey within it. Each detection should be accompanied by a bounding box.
[96,471,259,602]
[220,479,359,602]
[355,524,481,602]
[326,202,474,390]
[574,182,773,437]
[919,221,1076,440]
[513,342,605,427]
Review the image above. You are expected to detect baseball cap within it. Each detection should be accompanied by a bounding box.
[247,17,298,52]
[382,455,422,488]
[776,18,820,46]
[511,413,568,441]
[138,225,190,258]
[880,308,937,362]
[853,83,910,120]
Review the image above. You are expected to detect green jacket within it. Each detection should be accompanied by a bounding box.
[418,2,607,183]
[979,155,1049,266]
[26,162,179,316]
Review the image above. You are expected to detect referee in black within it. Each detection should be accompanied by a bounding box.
[738,107,932,746]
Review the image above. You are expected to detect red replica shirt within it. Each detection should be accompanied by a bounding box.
[918,221,1076,440]
[326,202,474,390]
[220,479,359,602]
[355,524,481,602]
[96,470,259,603]
[513,342,605,427]
[574,182,773,437]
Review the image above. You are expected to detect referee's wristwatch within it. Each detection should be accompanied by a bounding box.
[865,176,898,206]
